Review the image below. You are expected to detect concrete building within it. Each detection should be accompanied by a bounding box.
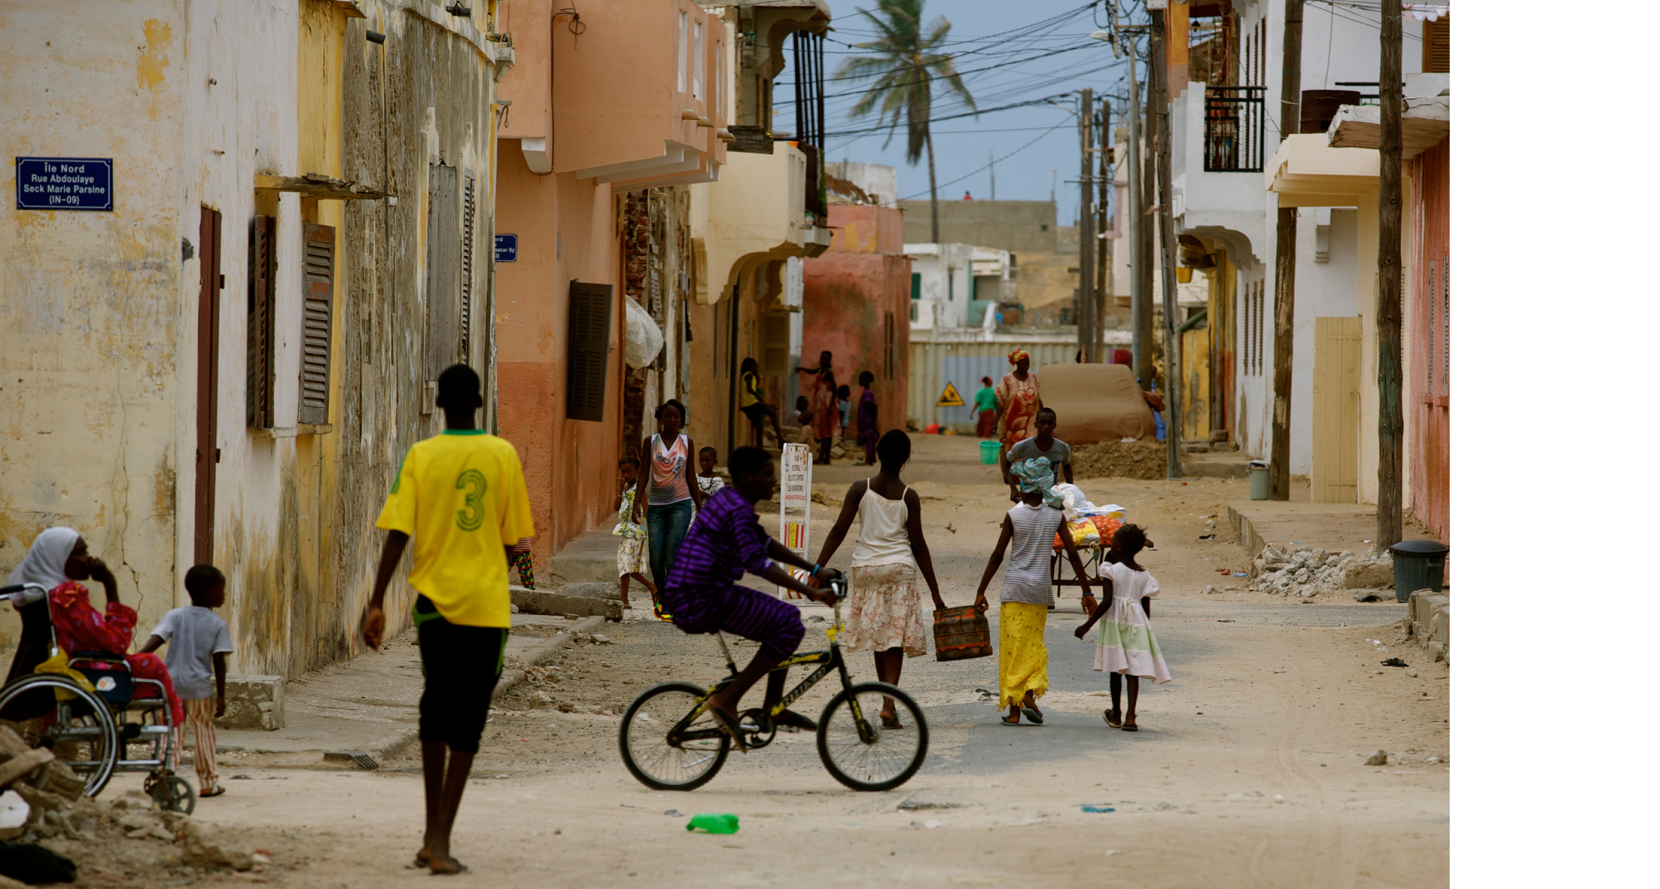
[494,0,728,568]
[683,0,834,458]
[801,204,911,436]
[898,199,1082,325]
[904,243,1012,331]
[1329,74,1451,539]
[0,1,512,676]
[1157,0,1430,502]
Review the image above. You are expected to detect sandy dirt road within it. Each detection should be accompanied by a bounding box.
[102,436,1449,887]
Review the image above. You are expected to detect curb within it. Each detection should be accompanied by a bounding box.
[364,614,608,763]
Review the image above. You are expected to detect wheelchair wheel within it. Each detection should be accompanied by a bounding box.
[0,674,119,797]
[146,773,196,815]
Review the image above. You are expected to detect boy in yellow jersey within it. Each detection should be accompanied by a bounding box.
[361,364,533,876]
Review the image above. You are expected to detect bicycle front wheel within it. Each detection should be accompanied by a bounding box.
[618,682,730,791]
[816,682,928,792]
[0,674,119,797]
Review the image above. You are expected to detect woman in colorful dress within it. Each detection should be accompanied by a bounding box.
[630,399,705,592]
[815,431,945,728]
[798,350,839,464]
[994,350,1043,456]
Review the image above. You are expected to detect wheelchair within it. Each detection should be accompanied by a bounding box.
[0,581,194,813]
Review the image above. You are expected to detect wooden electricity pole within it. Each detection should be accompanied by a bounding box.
[1097,96,1112,356]
[1376,3,1404,549]
[1077,87,1097,363]
[1269,0,1304,501]
[1151,9,1182,478]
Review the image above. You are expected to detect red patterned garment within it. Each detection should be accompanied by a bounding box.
[50,582,183,725]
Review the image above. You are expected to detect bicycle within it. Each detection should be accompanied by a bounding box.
[618,578,929,792]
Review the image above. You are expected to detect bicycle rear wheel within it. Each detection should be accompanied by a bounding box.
[816,682,928,792]
[618,682,730,791]
[0,674,119,797]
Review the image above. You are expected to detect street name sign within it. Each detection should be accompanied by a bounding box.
[16,157,113,211]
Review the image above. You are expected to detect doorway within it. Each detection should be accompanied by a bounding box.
[194,207,223,564]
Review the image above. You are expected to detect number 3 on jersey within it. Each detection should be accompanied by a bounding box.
[455,469,488,531]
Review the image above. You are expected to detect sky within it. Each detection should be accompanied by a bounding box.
[776,0,1414,229]
[778,1,1137,229]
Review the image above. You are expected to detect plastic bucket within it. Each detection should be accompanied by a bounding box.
[1248,461,1270,500]
[1388,540,1449,603]
[979,440,1000,465]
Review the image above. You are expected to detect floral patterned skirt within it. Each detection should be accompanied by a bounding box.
[842,563,928,658]
[617,537,649,577]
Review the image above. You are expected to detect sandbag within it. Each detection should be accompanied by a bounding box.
[622,296,664,369]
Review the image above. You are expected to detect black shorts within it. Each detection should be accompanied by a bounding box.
[740,403,770,426]
[414,595,506,754]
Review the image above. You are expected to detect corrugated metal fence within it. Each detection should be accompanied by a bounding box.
[907,341,1078,431]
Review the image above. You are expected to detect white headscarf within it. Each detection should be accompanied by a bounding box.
[6,527,80,606]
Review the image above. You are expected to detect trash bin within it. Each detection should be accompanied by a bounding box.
[979,440,1001,465]
[1388,539,1448,603]
[1248,460,1270,500]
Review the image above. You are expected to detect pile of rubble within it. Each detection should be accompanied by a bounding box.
[1203,544,1395,599]
[0,726,264,884]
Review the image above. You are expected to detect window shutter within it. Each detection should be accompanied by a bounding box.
[883,312,896,381]
[460,173,476,362]
[759,311,791,376]
[425,164,461,381]
[567,281,613,422]
[246,214,276,428]
[297,223,335,426]
[1421,17,1449,74]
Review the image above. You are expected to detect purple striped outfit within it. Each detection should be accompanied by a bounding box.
[662,487,805,661]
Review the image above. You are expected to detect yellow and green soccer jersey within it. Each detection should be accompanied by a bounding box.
[376,430,535,627]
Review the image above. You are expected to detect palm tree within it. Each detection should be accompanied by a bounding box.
[836,0,975,243]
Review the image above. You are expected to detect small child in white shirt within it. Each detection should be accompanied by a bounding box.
[140,564,234,797]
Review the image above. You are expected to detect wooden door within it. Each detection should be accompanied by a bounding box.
[194,208,223,564]
[1312,316,1360,503]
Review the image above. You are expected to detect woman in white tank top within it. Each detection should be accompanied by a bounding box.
[816,431,944,728]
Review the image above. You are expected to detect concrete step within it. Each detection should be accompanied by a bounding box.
[545,518,626,584]
[511,583,623,621]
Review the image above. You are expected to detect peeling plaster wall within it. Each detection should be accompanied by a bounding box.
[0,1,505,681]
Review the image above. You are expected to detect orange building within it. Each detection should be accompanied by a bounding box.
[493,0,728,565]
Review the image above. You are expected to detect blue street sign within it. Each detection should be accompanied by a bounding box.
[494,233,518,263]
[15,157,113,211]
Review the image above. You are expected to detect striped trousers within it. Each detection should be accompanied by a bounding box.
[181,697,220,794]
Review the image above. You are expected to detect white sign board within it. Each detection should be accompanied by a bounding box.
[778,443,813,598]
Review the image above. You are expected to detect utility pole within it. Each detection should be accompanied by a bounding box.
[1151,9,1182,479]
[1269,0,1303,501]
[1376,3,1404,550]
[989,148,996,200]
[1126,34,1150,382]
[1077,87,1096,364]
[1096,96,1111,356]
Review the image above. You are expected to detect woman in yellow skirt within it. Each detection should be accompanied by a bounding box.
[973,459,1095,725]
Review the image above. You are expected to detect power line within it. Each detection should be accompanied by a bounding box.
[895,117,1073,202]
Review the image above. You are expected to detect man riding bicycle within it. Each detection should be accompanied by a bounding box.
[660,446,841,748]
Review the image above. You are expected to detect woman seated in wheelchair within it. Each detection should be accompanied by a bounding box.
[3,527,182,726]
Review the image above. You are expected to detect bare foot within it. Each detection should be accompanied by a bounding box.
[428,853,467,875]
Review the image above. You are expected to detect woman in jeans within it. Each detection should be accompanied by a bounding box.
[630,399,705,592]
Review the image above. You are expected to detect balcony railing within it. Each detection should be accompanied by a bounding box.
[1203,86,1265,173]
[792,30,827,219]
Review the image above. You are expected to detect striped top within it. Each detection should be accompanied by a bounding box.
[661,487,775,618]
[1000,501,1064,605]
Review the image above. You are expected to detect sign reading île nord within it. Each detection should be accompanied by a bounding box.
[15,157,113,211]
